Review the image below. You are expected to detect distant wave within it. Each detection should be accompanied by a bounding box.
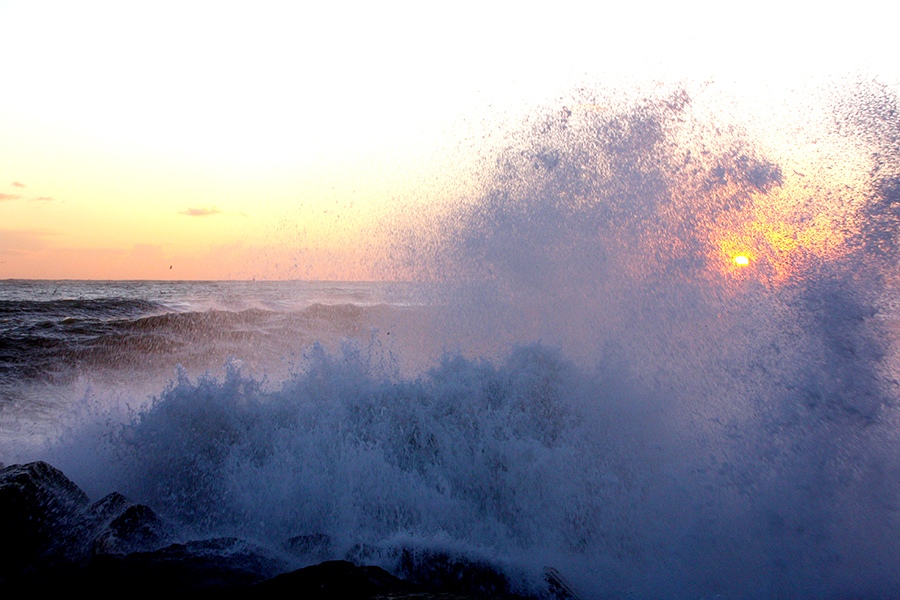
[0,301,395,388]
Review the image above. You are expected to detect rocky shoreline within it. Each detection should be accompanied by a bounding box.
[0,461,577,598]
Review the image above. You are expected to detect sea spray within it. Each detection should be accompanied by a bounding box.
[28,83,900,599]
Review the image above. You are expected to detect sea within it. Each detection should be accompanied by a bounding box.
[3,89,900,599]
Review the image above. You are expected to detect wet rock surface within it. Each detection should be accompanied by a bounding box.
[0,461,553,598]
[79,537,290,593]
[0,461,89,576]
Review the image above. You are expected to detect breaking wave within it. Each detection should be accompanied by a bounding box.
[32,82,900,598]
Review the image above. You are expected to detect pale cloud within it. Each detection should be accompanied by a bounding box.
[0,192,56,202]
[179,206,223,217]
[11,181,25,188]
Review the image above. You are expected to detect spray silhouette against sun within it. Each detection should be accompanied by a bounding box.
[33,81,900,600]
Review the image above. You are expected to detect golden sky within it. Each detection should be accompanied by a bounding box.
[1,0,899,280]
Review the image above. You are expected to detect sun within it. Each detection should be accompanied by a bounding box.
[733,255,750,266]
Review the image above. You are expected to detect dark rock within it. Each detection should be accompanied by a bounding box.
[0,461,547,598]
[254,559,423,599]
[396,548,516,599]
[544,566,580,600]
[0,461,90,576]
[78,537,290,593]
[344,544,536,599]
[51,490,174,564]
[86,491,131,523]
[92,503,169,555]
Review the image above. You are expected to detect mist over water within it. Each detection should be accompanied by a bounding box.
[19,82,900,598]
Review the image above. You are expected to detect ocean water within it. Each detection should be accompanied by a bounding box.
[3,86,900,599]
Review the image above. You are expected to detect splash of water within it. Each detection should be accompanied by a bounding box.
[45,82,900,599]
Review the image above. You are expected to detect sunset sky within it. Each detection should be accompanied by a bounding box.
[2,0,899,280]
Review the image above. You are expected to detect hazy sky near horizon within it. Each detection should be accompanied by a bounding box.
[1,0,899,280]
